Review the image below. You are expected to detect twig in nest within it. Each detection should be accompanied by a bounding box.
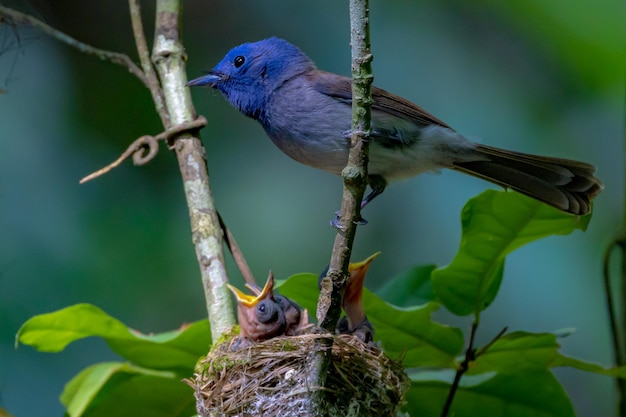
[80,116,207,184]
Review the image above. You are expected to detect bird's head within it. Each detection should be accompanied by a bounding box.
[187,37,315,120]
[227,271,286,341]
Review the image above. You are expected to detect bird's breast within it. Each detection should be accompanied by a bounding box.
[262,84,353,175]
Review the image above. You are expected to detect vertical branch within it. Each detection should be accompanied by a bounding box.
[128,0,169,126]
[317,0,374,331]
[618,114,626,416]
[601,90,626,417]
[620,123,626,417]
[151,0,234,341]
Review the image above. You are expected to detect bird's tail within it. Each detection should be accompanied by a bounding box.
[451,144,603,215]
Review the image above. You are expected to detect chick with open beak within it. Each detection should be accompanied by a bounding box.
[245,273,309,337]
[227,272,286,342]
[322,252,380,343]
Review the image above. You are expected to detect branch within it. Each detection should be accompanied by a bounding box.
[0,5,149,88]
[1,2,235,343]
[603,237,626,415]
[151,0,234,341]
[441,323,508,417]
[317,0,374,331]
[128,0,169,126]
[218,212,257,289]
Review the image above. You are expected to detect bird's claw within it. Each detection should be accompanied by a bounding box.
[330,211,368,229]
[330,211,344,230]
[355,216,368,225]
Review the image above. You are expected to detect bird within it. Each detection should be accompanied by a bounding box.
[187,37,603,216]
[319,252,381,343]
[245,273,308,336]
[274,294,306,336]
[339,252,380,343]
[227,272,287,342]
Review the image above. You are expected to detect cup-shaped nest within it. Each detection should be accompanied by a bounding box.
[185,332,409,417]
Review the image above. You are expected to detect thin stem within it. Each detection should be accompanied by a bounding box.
[0,6,149,88]
[620,242,626,417]
[475,326,508,358]
[218,212,257,289]
[128,0,170,127]
[317,0,373,331]
[603,239,626,368]
[441,321,478,417]
[607,239,626,417]
[620,107,626,416]
[440,322,508,417]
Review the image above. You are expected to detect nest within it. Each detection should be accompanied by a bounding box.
[185,332,409,417]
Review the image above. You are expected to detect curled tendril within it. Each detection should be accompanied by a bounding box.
[132,135,159,165]
[80,116,207,184]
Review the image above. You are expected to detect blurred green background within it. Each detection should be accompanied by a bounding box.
[0,0,623,416]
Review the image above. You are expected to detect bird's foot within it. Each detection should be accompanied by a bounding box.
[330,211,368,230]
[337,317,375,344]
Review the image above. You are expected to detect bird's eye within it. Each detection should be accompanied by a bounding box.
[234,56,245,68]
[258,303,266,313]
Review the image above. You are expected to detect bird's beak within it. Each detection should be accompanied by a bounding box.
[348,251,381,278]
[186,70,222,87]
[227,272,275,307]
[344,251,381,306]
[245,282,263,296]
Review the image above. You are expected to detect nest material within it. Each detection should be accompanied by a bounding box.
[186,332,409,417]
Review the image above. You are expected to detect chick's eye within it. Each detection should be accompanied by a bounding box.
[233,55,245,68]
[257,303,266,313]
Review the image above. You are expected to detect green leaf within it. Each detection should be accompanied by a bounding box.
[61,362,194,417]
[477,331,626,378]
[365,296,463,368]
[403,330,624,416]
[376,264,439,306]
[17,304,210,373]
[279,273,464,368]
[431,190,590,316]
[275,273,319,315]
[62,362,124,417]
[404,368,575,417]
[473,331,561,373]
[406,332,626,417]
[552,355,626,379]
[17,304,130,351]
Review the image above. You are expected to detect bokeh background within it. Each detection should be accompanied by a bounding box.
[0,0,623,416]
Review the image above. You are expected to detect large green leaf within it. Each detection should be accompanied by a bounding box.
[475,331,626,378]
[61,362,195,417]
[279,273,464,368]
[376,264,439,306]
[431,190,590,316]
[405,369,575,417]
[274,273,319,316]
[17,303,211,374]
[365,297,463,368]
[403,330,625,416]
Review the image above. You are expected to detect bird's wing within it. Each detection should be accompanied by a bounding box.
[309,71,452,129]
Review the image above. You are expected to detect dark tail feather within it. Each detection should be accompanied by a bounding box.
[452,144,603,215]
